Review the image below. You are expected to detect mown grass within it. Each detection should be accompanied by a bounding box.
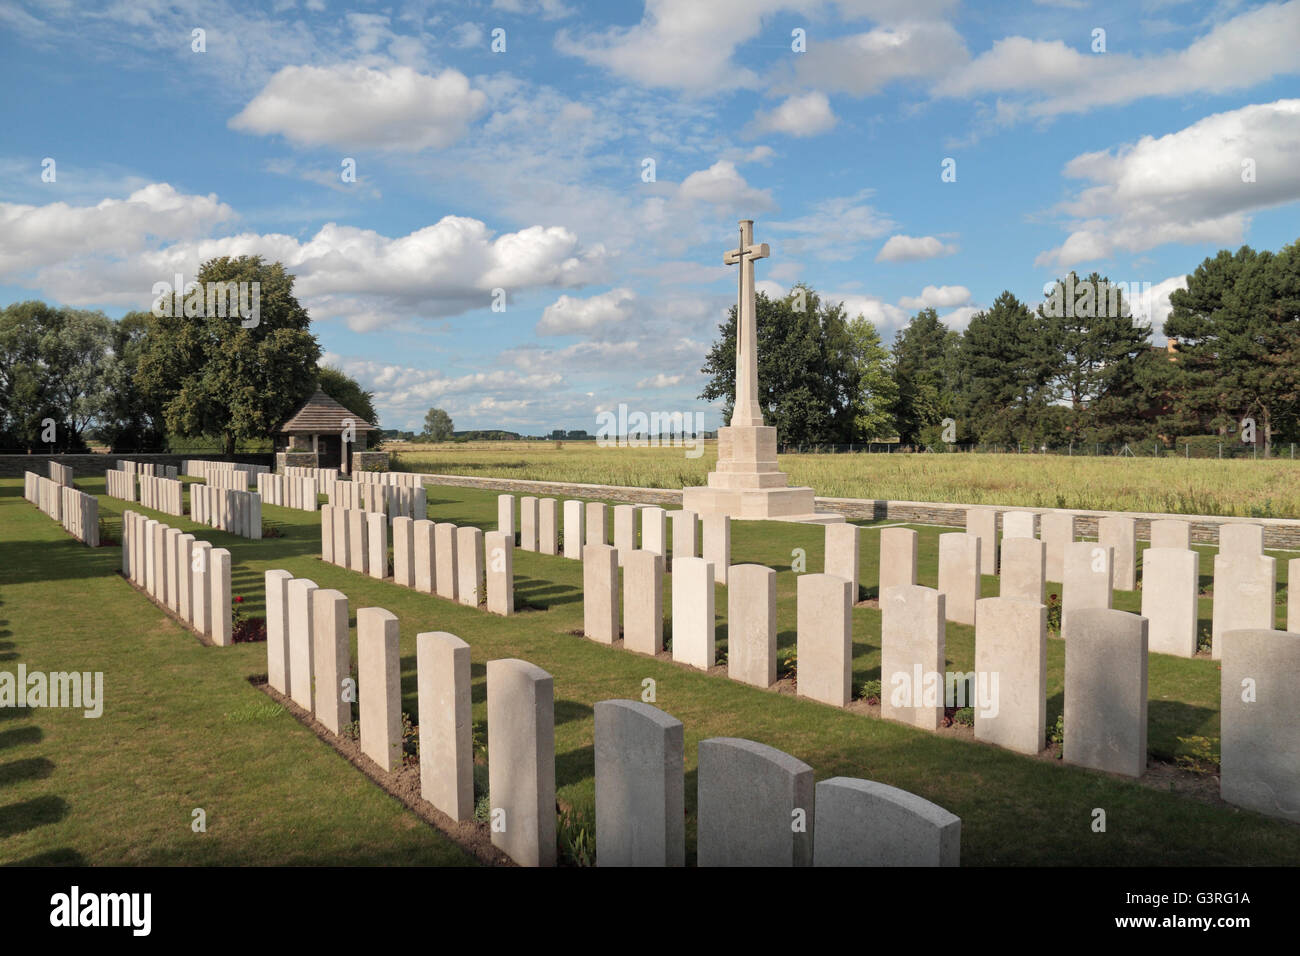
[3,474,1297,866]
[387,441,1300,517]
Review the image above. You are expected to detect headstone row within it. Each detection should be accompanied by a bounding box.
[184,459,268,479]
[48,461,73,486]
[190,484,262,540]
[353,470,421,487]
[319,507,513,615]
[327,479,426,519]
[121,510,231,644]
[24,472,99,546]
[281,464,340,495]
[257,472,320,511]
[105,467,137,501]
[118,459,161,477]
[139,474,185,516]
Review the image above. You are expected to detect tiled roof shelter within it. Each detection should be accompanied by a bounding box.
[275,390,376,472]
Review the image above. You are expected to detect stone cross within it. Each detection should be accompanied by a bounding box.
[724,219,769,429]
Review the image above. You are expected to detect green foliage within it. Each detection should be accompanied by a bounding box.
[953,706,975,727]
[846,316,898,439]
[891,308,960,444]
[858,678,882,702]
[1175,735,1220,774]
[556,804,596,867]
[1046,592,1062,635]
[423,407,454,442]
[776,645,797,680]
[317,366,380,448]
[135,255,321,455]
[1048,714,1064,746]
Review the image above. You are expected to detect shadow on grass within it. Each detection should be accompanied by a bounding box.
[3,847,88,866]
[0,726,41,750]
[0,794,69,837]
[556,743,594,789]
[0,756,55,787]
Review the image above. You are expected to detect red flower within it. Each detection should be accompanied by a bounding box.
[235,595,244,603]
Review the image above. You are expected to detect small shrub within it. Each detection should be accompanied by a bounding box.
[261,524,284,538]
[401,712,418,762]
[231,596,266,643]
[1046,593,1062,635]
[777,646,797,680]
[1047,714,1064,747]
[858,678,881,704]
[474,791,491,823]
[1175,735,1220,774]
[341,720,360,741]
[556,804,595,867]
[953,706,975,727]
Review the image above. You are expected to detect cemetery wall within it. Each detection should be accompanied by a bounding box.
[0,452,272,478]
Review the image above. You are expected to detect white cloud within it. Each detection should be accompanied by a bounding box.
[637,372,683,388]
[899,284,971,309]
[937,2,1300,119]
[938,305,980,330]
[1035,99,1300,268]
[751,92,837,137]
[537,287,637,336]
[785,20,968,96]
[771,191,895,260]
[678,161,775,209]
[1138,275,1189,342]
[448,22,485,48]
[832,293,910,333]
[875,234,958,262]
[230,64,487,151]
[493,0,575,19]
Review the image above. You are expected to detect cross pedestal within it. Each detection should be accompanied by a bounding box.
[682,219,843,525]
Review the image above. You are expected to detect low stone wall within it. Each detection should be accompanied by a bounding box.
[412,472,1300,549]
[0,453,272,478]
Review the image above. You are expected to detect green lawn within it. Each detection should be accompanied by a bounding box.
[2,475,1297,866]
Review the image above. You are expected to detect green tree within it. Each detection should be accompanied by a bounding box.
[135,256,321,455]
[956,291,1057,445]
[890,308,960,443]
[99,311,167,451]
[846,315,897,440]
[423,407,454,441]
[317,366,380,448]
[699,284,860,444]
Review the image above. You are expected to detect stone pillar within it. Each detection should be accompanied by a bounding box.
[286,578,319,710]
[1141,548,1200,657]
[485,530,514,616]
[880,584,945,730]
[585,502,607,546]
[191,541,212,635]
[1098,515,1136,591]
[640,506,667,559]
[697,737,813,867]
[670,557,714,670]
[813,778,960,867]
[1062,542,1113,638]
[701,514,730,586]
[594,699,685,867]
[1211,552,1276,657]
[879,527,918,595]
[613,504,637,567]
[823,522,860,600]
[1150,518,1191,550]
[670,509,697,564]
[974,596,1047,755]
[622,550,664,655]
[497,494,514,543]
[937,532,981,626]
[359,607,403,773]
[583,543,619,644]
[1220,628,1300,822]
[999,536,1045,604]
[312,589,351,734]
[537,497,558,556]
[347,509,368,574]
[519,496,539,551]
[414,519,435,594]
[562,499,585,559]
[1064,608,1148,778]
[434,522,459,600]
[1040,512,1075,582]
[965,507,998,575]
[727,564,776,688]
[366,511,388,580]
[392,516,414,588]
[796,573,852,707]
[265,569,294,694]
[417,631,474,821]
[487,658,557,867]
[209,548,233,646]
[456,526,485,607]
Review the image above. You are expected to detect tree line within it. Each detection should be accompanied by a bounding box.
[0,256,379,453]
[700,238,1300,448]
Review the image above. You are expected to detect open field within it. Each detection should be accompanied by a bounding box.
[386,441,1300,518]
[4,474,1297,866]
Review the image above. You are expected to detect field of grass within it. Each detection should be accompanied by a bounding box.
[385,441,1300,518]
[3,473,1298,866]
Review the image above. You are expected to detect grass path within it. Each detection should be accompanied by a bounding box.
[2,476,1297,865]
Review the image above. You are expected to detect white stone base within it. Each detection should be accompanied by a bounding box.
[681,484,843,525]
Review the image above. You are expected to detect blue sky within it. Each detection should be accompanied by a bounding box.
[2,0,1298,434]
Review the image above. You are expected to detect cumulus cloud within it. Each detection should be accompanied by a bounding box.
[832,293,910,333]
[937,2,1300,119]
[751,92,837,137]
[230,64,487,151]
[875,234,958,262]
[637,372,683,388]
[1035,99,1300,268]
[537,287,637,336]
[678,161,775,210]
[785,20,969,96]
[899,284,971,309]
[770,190,895,260]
